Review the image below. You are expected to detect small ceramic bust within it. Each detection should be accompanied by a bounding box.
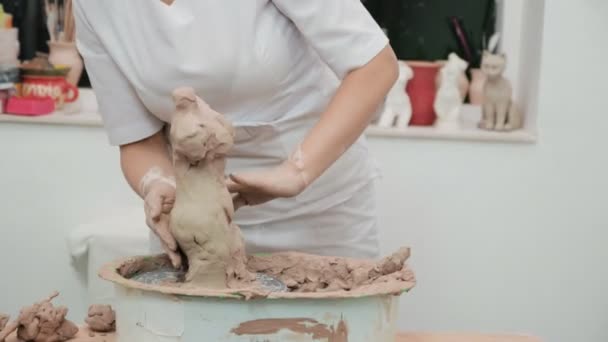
[434,53,468,129]
[478,51,523,131]
[377,61,414,128]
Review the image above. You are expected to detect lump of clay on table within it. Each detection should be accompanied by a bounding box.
[85,305,115,333]
[168,87,255,289]
[0,292,78,342]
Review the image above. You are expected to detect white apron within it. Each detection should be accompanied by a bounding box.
[227,113,381,259]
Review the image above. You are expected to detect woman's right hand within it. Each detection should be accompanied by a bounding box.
[118,131,182,268]
[142,175,182,268]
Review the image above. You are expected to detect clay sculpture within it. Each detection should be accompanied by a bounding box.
[478,51,523,131]
[0,292,78,342]
[168,87,255,289]
[85,305,115,333]
[434,53,469,129]
[377,61,413,128]
[161,87,415,296]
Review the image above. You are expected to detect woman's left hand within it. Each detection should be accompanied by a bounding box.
[226,160,308,210]
[227,45,398,210]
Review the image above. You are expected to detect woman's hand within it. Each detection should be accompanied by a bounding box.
[226,46,397,210]
[120,131,182,268]
[227,160,308,210]
[142,174,182,268]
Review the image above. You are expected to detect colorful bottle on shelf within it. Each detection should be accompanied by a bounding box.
[406,61,441,126]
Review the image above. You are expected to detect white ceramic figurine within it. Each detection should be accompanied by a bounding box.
[377,61,413,128]
[434,53,468,129]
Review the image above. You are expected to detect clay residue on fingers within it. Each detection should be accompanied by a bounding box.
[101,246,415,300]
[85,305,115,333]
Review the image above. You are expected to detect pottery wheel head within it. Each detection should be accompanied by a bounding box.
[130,267,288,293]
[255,273,288,292]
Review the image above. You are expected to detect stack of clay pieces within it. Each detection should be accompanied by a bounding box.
[0,292,115,342]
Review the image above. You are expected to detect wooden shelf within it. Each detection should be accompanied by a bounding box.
[366,105,537,144]
[0,88,103,127]
[366,125,537,144]
[1,92,537,144]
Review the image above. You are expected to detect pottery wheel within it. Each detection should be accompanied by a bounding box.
[130,267,288,293]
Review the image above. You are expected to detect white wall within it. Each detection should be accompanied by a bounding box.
[0,1,607,341]
[497,0,524,100]
[374,1,608,341]
[0,126,140,320]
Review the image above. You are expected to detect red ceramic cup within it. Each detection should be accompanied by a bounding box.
[406,61,441,126]
[20,75,79,109]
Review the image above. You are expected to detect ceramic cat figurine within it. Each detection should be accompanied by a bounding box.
[377,61,413,128]
[479,51,523,131]
[434,53,468,129]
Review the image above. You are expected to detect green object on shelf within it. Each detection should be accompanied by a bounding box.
[364,0,496,66]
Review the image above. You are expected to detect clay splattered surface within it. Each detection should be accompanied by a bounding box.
[232,318,348,342]
[247,247,412,293]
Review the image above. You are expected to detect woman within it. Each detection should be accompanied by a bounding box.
[74,0,398,266]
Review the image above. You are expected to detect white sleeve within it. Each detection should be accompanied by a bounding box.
[74,1,164,146]
[271,0,389,79]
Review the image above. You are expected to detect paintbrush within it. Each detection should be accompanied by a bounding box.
[448,16,473,64]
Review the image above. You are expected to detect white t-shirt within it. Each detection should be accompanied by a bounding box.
[74,0,389,146]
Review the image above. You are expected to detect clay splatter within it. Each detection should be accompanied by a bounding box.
[231,317,348,342]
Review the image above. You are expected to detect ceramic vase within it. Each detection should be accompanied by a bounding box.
[48,41,83,86]
[468,68,486,105]
[405,61,441,126]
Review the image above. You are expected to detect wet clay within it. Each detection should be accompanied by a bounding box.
[247,247,412,293]
[231,318,347,342]
[85,305,115,333]
[168,87,254,289]
[0,292,78,342]
[102,246,415,300]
